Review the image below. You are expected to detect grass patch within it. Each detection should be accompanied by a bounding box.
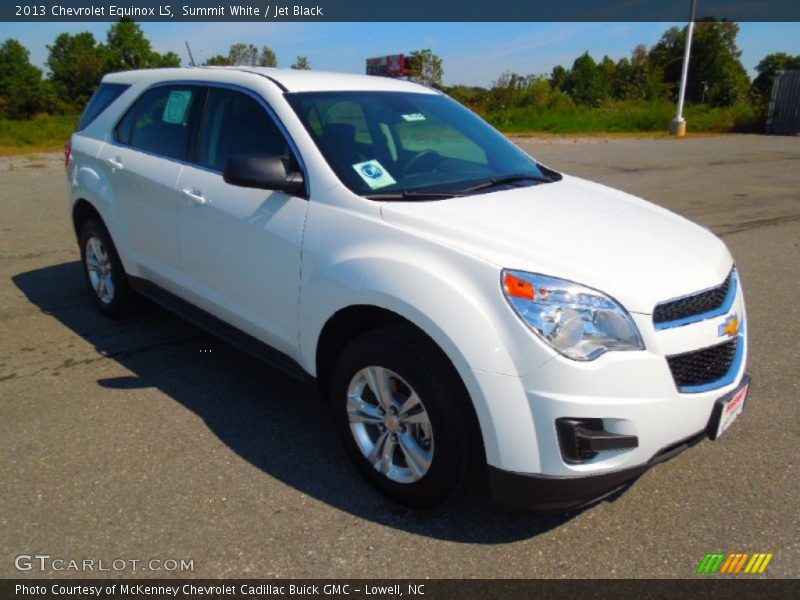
[0,114,79,154]
[486,101,760,134]
[682,103,761,133]
[0,102,762,155]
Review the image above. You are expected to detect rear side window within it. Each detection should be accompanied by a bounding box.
[115,86,200,161]
[77,83,129,131]
[196,87,294,172]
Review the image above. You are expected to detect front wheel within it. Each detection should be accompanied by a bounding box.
[331,325,484,507]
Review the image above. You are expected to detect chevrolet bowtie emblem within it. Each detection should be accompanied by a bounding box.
[718,314,740,337]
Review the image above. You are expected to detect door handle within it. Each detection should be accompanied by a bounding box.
[107,157,124,170]
[181,188,207,206]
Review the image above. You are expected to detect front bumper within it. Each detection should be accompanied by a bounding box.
[488,429,705,514]
[489,374,750,514]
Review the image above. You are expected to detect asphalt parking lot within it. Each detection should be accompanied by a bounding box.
[1,134,798,578]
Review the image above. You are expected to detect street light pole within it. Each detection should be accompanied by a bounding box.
[670,0,697,136]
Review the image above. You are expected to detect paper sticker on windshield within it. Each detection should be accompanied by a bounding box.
[353,160,397,189]
[401,113,426,122]
[163,90,192,124]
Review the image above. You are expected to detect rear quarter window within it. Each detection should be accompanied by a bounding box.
[77,83,130,131]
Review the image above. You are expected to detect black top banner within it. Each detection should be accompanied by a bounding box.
[3,1,800,22]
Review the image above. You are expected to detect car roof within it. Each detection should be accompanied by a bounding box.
[102,66,439,95]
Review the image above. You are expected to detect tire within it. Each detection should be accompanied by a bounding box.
[78,218,139,318]
[330,324,484,507]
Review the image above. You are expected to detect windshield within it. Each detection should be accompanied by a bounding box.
[286,91,558,199]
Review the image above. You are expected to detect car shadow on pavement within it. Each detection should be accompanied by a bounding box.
[12,261,599,544]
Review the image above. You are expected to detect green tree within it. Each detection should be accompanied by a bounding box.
[445,85,488,112]
[513,75,553,109]
[549,65,568,92]
[564,52,606,106]
[598,55,616,100]
[291,56,311,70]
[751,52,800,100]
[106,18,180,70]
[210,43,277,67]
[150,51,180,68]
[407,49,443,87]
[106,18,151,70]
[228,43,258,66]
[649,20,749,107]
[632,43,664,100]
[648,26,683,93]
[259,46,277,67]
[485,72,557,113]
[46,31,108,108]
[613,45,663,101]
[488,71,525,111]
[0,39,45,118]
[612,57,633,100]
[203,54,230,66]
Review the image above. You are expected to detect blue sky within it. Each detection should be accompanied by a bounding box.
[2,22,798,86]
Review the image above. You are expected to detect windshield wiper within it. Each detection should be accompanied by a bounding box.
[364,173,553,200]
[454,173,553,194]
[365,190,462,200]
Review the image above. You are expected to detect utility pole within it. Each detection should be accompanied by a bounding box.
[670,0,697,136]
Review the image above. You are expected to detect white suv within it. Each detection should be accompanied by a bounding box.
[66,67,749,513]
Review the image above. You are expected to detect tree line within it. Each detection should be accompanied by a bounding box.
[201,43,311,71]
[1,19,798,125]
[0,19,315,119]
[443,21,799,124]
[0,19,179,118]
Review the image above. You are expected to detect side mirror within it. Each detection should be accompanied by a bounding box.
[223,154,305,195]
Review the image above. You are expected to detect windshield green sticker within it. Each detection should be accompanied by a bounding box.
[163,90,192,124]
[353,159,397,190]
[401,113,426,122]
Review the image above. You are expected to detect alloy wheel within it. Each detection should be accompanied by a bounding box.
[85,236,115,304]
[347,366,435,484]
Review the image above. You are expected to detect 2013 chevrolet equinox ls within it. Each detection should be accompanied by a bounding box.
[66,67,749,513]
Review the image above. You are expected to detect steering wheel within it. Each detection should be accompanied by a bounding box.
[403,150,442,176]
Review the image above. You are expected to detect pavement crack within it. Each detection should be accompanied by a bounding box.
[717,213,800,237]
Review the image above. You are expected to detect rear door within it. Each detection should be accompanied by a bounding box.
[99,84,203,288]
[175,86,309,357]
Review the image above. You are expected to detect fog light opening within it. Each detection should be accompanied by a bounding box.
[556,418,638,464]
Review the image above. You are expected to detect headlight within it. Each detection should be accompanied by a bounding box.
[502,270,644,361]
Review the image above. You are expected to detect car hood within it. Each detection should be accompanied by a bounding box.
[380,174,732,314]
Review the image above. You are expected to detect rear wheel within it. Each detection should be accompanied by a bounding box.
[79,219,138,318]
[331,324,484,507]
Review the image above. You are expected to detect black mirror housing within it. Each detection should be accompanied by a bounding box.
[223,154,305,195]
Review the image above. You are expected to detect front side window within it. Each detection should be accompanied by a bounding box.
[115,85,200,161]
[287,91,557,199]
[197,87,295,172]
